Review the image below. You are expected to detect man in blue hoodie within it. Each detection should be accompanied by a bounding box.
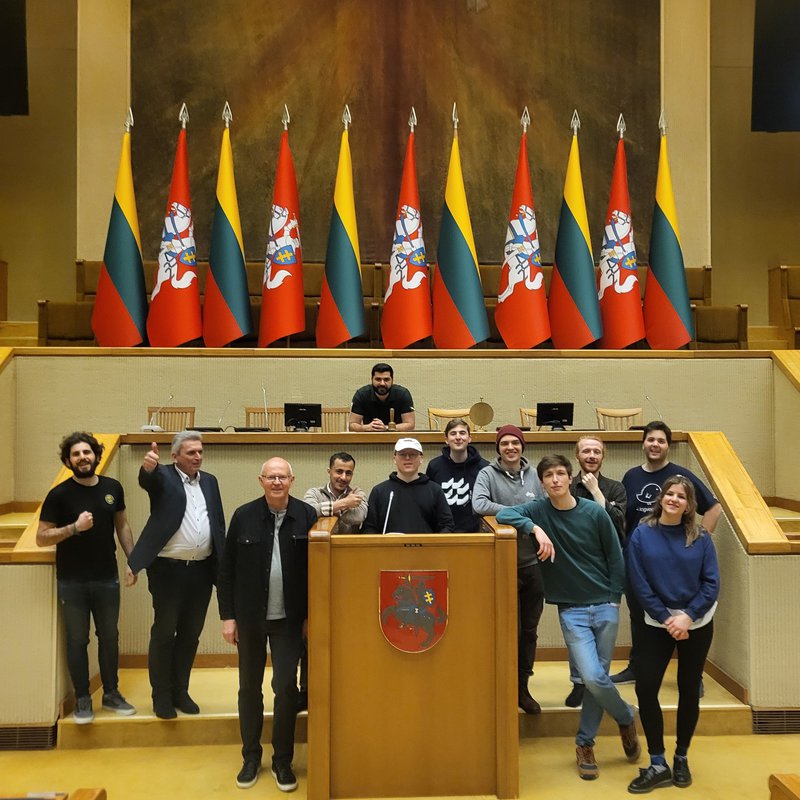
[425,418,489,532]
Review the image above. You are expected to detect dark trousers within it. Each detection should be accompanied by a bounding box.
[58,578,121,697]
[146,557,213,704]
[237,617,304,768]
[518,562,545,684]
[624,578,646,671]
[634,620,714,755]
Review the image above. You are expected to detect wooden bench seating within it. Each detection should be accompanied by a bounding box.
[769,265,800,348]
[37,261,713,347]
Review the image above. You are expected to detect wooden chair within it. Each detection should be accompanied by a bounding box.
[244,406,285,432]
[690,303,749,350]
[322,407,350,432]
[519,408,537,428]
[595,407,644,431]
[146,406,195,431]
[428,407,472,431]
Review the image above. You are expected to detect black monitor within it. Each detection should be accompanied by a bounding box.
[535,402,574,431]
[284,402,322,431]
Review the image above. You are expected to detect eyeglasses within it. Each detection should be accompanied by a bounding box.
[396,451,422,458]
[260,474,292,483]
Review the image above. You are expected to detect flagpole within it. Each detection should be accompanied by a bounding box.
[342,104,351,131]
[179,102,189,129]
[124,107,133,133]
[617,112,626,139]
[452,102,458,136]
[659,109,667,136]
[222,101,232,129]
[521,106,530,134]
[408,106,416,133]
[570,109,580,135]
[282,104,290,131]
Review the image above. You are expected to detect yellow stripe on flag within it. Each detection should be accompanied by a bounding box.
[333,131,361,270]
[562,134,592,254]
[215,128,245,253]
[443,136,479,268]
[114,132,142,252]
[654,134,682,244]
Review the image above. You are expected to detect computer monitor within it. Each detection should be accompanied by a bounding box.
[284,402,322,432]
[535,402,574,431]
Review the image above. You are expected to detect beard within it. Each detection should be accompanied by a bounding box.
[373,385,390,396]
[70,461,97,479]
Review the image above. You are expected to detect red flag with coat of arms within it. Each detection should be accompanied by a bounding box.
[597,135,645,348]
[146,123,202,347]
[495,130,550,349]
[258,129,305,347]
[381,130,432,349]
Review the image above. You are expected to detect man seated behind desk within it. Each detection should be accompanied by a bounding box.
[362,438,454,533]
[303,451,368,534]
[349,362,415,431]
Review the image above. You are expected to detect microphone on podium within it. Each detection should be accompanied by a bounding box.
[141,392,174,432]
[382,491,395,535]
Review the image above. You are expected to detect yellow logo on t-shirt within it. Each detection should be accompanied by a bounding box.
[105,494,114,505]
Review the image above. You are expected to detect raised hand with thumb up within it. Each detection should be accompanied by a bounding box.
[143,441,160,473]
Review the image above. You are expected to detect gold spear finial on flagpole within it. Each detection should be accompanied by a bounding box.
[617,113,626,139]
[658,109,668,136]
[570,109,581,135]
[521,106,530,133]
[222,101,232,129]
[124,107,134,133]
[178,103,189,129]
[342,104,352,131]
[452,102,459,133]
[408,106,417,133]
[282,104,290,131]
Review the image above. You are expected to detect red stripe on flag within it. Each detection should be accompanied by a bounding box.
[92,265,143,347]
[644,270,692,349]
[203,271,243,347]
[548,267,596,349]
[316,276,353,347]
[432,267,476,349]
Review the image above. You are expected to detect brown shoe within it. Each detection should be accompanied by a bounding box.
[619,718,641,762]
[518,684,541,715]
[576,745,599,780]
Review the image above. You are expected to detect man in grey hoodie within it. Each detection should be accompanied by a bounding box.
[473,424,545,713]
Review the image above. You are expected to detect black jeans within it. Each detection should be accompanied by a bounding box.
[518,562,545,683]
[146,556,213,704]
[634,620,714,755]
[237,617,304,768]
[58,577,120,697]
[624,577,646,671]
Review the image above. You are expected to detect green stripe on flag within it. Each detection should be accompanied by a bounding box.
[326,209,365,337]
[103,198,147,330]
[650,203,694,335]
[209,199,252,333]
[438,205,489,342]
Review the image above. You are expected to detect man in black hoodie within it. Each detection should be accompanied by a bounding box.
[363,438,455,534]
[425,418,489,532]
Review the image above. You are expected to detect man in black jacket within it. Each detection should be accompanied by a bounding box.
[363,438,454,534]
[218,457,317,793]
[425,418,488,532]
[128,432,225,720]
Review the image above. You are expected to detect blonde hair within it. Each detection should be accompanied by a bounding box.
[642,475,702,546]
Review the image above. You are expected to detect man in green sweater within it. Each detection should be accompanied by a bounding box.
[497,454,640,782]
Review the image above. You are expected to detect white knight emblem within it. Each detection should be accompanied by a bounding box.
[386,204,427,301]
[498,204,544,303]
[598,209,638,299]
[264,203,300,290]
[152,202,198,300]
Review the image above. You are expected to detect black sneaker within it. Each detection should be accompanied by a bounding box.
[297,689,308,712]
[102,689,136,716]
[518,684,541,714]
[611,665,636,684]
[271,763,298,792]
[73,695,94,725]
[628,765,673,794]
[173,693,200,714]
[236,759,261,789]
[565,683,585,707]
[672,757,692,788]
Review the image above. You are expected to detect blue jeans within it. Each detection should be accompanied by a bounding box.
[558,603,634,746]
[58,577,121,697]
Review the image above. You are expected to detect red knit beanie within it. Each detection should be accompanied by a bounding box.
[495,424,525,453]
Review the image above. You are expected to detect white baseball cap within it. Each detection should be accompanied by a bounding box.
[394,437,423,453]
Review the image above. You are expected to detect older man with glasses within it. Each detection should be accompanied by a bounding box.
[362,438,454,534]
[218,457,317,793]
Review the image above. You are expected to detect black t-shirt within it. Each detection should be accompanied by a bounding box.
[350,384,414,425]
[40,475,125,582]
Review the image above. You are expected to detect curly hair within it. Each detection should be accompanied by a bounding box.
[59,432,104,465]
[641,474,702,546]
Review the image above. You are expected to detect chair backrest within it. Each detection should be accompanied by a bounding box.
[519,407,537,428]
[146,406,195,431]
[428,407,472,431]
[595,407,643,431]
[322,407,350,432]
[690,304,749,350]
[244,406,285,431]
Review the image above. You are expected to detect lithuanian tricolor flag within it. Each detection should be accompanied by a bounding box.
[432,134,488,349]
[203,120,253,347]
[644,132,694,349]
[317,129,364,347]
[91,127,148,347]
[548,132,602,349]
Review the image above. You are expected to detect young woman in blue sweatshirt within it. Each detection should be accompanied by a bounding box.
[625,475,720,794]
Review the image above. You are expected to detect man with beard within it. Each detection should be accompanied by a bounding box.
[425,418,488,532]
[564,436,627,707]
[303,452,368,535]
[37,432,137,724]
[348,362,415,431]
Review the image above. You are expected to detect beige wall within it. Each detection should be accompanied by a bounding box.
[0,0,77,320]
[773,368,800,502]
[0,358,16,505]
[711,0,800,323]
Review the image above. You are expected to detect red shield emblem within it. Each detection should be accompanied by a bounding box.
[379,570,448,653]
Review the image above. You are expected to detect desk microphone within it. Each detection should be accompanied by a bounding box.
[262,384,269,423]
[382,491,395,535]
[644,395,664,422]
[141,392,173,432]
[217,399,231,429]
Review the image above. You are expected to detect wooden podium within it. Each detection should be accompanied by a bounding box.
[307,526,519,800]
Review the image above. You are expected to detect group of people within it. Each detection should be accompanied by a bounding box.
[37,359,721,794]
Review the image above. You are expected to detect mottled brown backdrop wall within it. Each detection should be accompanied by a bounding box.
[132,0,659,267]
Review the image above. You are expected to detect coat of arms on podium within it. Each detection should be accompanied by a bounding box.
[379,570,448,653]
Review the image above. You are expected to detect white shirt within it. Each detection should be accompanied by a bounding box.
[159,466,212,561]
